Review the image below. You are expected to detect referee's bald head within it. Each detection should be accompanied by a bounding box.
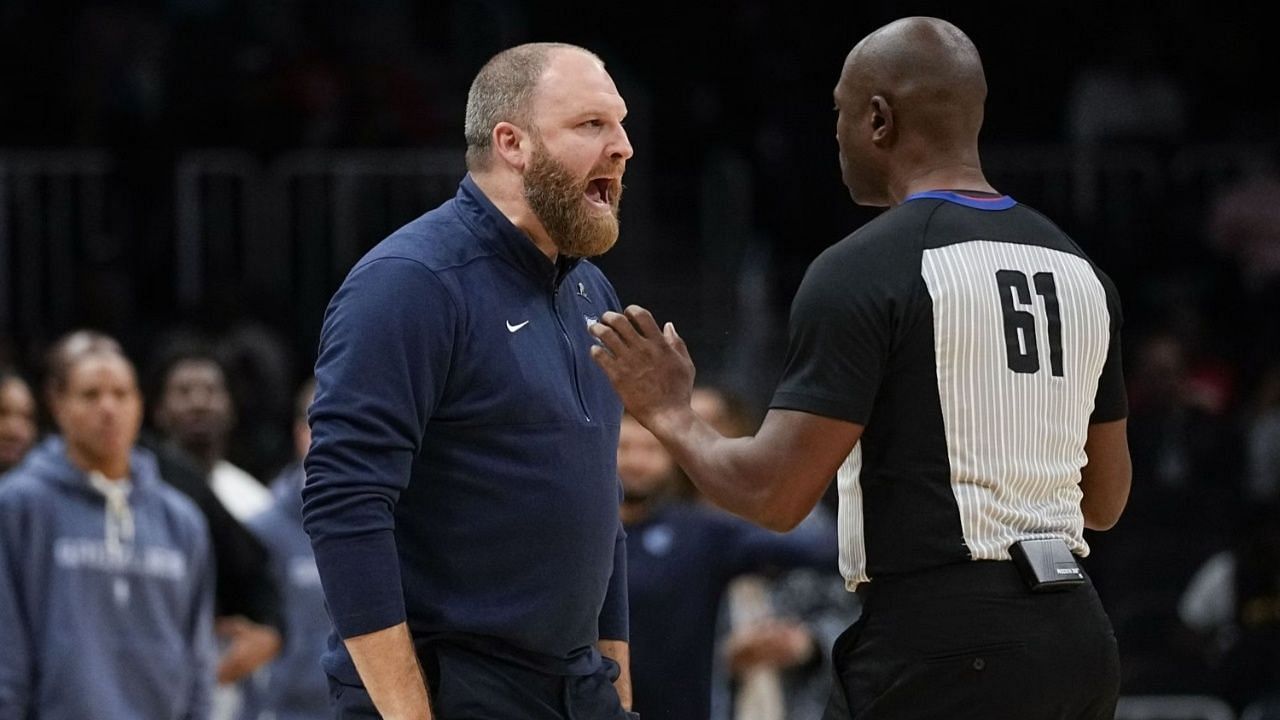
[842,17,987,146]
[833,17,988,206]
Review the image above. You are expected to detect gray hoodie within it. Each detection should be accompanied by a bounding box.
[0,436,215,720]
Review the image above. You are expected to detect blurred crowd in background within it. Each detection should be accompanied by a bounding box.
[2,1,1280,718]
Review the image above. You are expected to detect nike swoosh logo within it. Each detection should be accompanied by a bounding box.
[506,320,530,333]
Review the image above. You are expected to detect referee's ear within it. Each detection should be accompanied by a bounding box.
[1079,418,1130,531]
[869,95,895,147]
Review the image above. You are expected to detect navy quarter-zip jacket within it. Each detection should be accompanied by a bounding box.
[303,174,627,683]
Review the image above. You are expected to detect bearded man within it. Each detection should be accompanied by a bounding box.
[303,43,636,720]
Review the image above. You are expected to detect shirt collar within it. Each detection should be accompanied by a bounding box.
[457,174,581,287]
[903,190,1016,211]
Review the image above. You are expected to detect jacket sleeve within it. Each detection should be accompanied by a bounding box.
[597,519,629,641]
[302,257,457,638]
[0,491,33,719]
[184,512,217,720]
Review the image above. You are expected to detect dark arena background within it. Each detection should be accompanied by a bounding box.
[1,1,1278,718]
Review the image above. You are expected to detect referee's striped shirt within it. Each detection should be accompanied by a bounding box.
[771,191,1126,589]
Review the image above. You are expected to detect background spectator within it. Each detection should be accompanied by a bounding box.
[0,330,215,719]
[145,333,283,719]
[238,378,328,720]
[692,386,855,720]
[0,370,38,476]
[153,341,273,522]
[620,411,836,720]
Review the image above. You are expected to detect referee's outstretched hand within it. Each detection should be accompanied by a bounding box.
[589,305,695,426]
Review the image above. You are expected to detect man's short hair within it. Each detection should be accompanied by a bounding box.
[463,42,599,171]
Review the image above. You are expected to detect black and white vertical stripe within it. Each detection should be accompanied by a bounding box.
[837,240,1111,587]
[921,240,1109,560]
[836,443,867,587]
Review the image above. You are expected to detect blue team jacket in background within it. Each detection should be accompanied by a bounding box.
[238,463,330,720]
[0,437,216,720]
[627,503,839,720]
[303,174,627,685]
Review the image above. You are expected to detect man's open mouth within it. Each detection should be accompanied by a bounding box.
[585,177,614,207]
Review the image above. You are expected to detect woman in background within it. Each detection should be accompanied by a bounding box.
[0,330,215,719]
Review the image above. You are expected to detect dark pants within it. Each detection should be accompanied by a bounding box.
[328,641,630,720]
[823,561,1120,720]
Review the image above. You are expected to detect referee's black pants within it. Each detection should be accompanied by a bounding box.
[823,560,1120,720]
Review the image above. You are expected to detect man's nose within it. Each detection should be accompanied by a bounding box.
[609,125,634,161]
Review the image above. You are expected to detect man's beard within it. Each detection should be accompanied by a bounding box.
[523,144,623,258]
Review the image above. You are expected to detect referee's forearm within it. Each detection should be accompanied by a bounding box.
[649,409,785,527]
[652,407,860,532]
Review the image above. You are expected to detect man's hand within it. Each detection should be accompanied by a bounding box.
[590,305,861,532]
[215,616,282,684]
[589,306,695,430]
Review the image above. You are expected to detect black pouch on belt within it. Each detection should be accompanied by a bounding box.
[1009,537,1085,592]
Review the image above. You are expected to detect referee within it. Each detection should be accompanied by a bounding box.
[590,16,1130,720]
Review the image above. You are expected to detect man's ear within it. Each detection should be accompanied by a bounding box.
[492,121,529,171]
[869,95,894,146]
